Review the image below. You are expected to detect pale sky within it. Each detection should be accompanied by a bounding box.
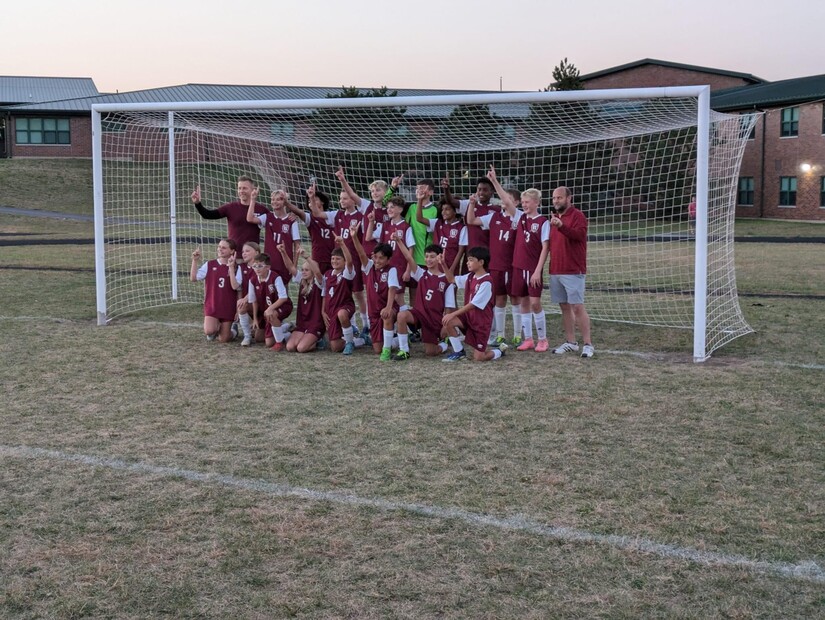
[4,0,824,94]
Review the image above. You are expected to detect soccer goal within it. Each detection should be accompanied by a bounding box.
[92,87,757,361]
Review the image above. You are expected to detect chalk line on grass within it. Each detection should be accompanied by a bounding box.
[2,443,822,584]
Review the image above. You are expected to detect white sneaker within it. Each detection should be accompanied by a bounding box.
[581,344,595,358]
[553,341,579,354]
[241,336,252,347]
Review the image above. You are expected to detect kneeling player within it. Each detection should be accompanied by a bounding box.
[190,239,242,343]
[323,235,358,355]
[441,246,507,362]
[248,252,293,351]
[393,240,455,360]
[282,247,326,353]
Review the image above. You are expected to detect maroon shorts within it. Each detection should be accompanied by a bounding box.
[409,307,442,345]
[351,268,364,293]
[296,317,325,339]
[511,268,543,298]
[369,309,396,345]
[327,303,355,341]
[489,269,511,297]
[459,314,492,353]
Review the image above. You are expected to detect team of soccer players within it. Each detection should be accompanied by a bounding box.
[191,168,595,361]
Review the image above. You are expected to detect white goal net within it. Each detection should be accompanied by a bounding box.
[93,88,757,360]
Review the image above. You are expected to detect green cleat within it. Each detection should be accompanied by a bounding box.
[379,347,392,361]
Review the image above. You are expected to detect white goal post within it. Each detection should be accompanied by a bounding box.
[92,87,757,361]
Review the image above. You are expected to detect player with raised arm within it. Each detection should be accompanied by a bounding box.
[190,176,268,258]
[336,166,402,257]
[392,237,455,360]
[350,220,399,361]
[246,187,301,283]
[248,251,293,351]
[440,247,507,363]
[285,182,336,276]
[415,197,467,278]
[550,186,595,358]
[465,185,519,348]
[237,241,260,346]
[367,196,414,307]
[322,234,358,355]
[190,239,242,343]
[403,178,439,275]
[442,175,500,252]
[281,246,326,353]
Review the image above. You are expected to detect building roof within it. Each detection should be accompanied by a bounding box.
[579,58,766,85]
[711,73,825,111]
[0,76,99,106]
[1,83,501,113]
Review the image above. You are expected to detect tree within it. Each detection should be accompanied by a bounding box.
[543,57,584,92]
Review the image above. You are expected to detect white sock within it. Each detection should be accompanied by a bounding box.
[392,336,399,349]
[449,336,463,353]
[353,337,365,347]
[511,305,522,338]
[273,324,285,343]
[239,313,251,338]
[398,333,410,353]
[494,306,506,338]
[360,313,370,331]
[534,311,547,341]
[383,329,394,350]
[343,326,354,343]
[492,349,502,360]
[438,342,448,353]
[522,314,533,339]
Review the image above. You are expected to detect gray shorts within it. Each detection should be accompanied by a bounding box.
[550,274,586,305]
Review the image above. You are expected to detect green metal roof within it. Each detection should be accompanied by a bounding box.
[711,73,825,110]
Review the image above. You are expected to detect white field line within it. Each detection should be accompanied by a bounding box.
[2,444,823,584]
[3,316,822,370]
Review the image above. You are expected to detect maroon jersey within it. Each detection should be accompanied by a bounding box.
[413,268,454,328]
[249,270,293,321]
[481,211,516,271]
[200,259,239,321]
[261,212,299,280]
[323,267,355,314]
[239,262,253,301]
[360,199,388,255]
[327,210,364,261]
[304,213,335,267]
[217,201,268,255]
[457,272,494,350]
[296,278,325,335]
[549,206,588,275]
[379,218,413,273]
[432,219,466,269]
[463,203,499,250]
[513,214,550,271]
[364,261,400,318]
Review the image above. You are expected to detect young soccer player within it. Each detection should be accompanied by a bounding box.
[350,220,399,360]
[237,241,260,346]
[440,247,507,362]
[190,238,242,343]
[465,191,520,348]
[366,196,414,306]
[336,166,402,256]
[442,175,500,251]
[285,182,336,276]
[392,238,455,360]
[246,187,301,283]
[248,252,293,351]
[415,197,467,277]
[281,246,326,353]
[322,234,358,355]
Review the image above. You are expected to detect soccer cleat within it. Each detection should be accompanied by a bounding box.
[351,324,360,338]
[581,344,595,358]
[270,342,284,352]
[361,332,373,347]
[230,322,239,340]
[492,335,506,348]
[343,341,355,355]
[379,347,392,361]
[516,338,535,351]
[392,350,411,362]
[511,335,523,347]
[206,333,217,342]
[442,350,467,363]
[316,337,327,350]
[409,327,421,343]
[498,342,509,352]
[535,339,550,352]
[553,341,580,354]
[241,336,252,347]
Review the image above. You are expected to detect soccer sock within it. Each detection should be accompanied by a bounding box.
[383,329,394,350]
[230,321,239,339]
[239,314,251,338]
[534,311,547,340]
[522,314,533,340]
[449,336,463,353]
[494,306,506,338]
[492,349,502,360]
[361,313,370,331]
[343,326,354,343]
[398,333,410,353]
[511,305,522,338]
[273,325,285,343]
[438,342,448,353]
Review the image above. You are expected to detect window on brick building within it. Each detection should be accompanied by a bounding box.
[779,176,797,206]
[820,177,825,208]
[270,122,295,139]
[16,117,70,145]
[780,107,799,137]
[737,177,754,205]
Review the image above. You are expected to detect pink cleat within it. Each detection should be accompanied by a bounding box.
[517,338,535,351]
[535,339,550,352]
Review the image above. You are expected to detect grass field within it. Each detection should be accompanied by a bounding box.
[1,160,824,618]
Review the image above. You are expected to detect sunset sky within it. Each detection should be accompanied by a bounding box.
[5,0,823,94]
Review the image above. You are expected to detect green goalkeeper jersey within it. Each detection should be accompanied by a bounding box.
[405,201,439,265]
